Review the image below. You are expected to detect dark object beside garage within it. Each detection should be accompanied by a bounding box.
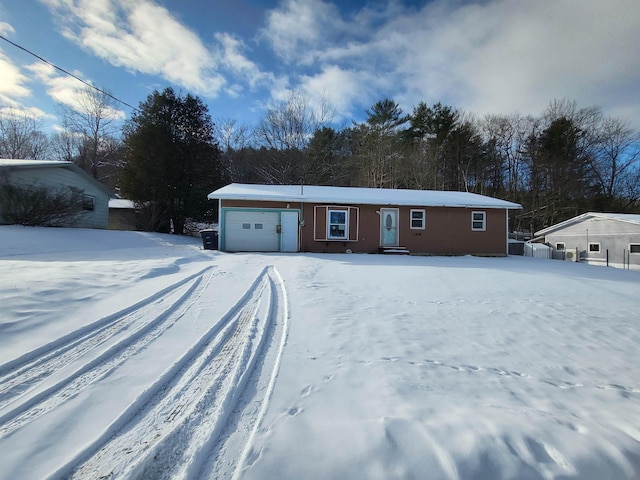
[508,240,525,255]
[200,229,218,250]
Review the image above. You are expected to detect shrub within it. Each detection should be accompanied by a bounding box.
[0,183,85,226]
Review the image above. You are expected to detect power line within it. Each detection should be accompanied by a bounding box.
[0,33,139,112]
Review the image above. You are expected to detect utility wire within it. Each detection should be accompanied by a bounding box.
[0,33,139,112]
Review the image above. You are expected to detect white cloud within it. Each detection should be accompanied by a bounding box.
[0,21,32,106]
[215,32,274,89]
[377,0,640,126]
[413,0,640,120]
[27,62,83,106]
[260,0,413,118]
[0,105,50,121]
[26,62,125,120]
[298,66,383,122]
[262,0,640,128]
[0,21,15,36]
[0,50,31,107]
[40,0,227,97]
[262,0,348,65]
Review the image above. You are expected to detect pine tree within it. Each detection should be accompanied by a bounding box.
[120,88,225,234]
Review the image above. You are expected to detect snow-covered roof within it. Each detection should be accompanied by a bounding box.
[0,159,74,168]
[108,199,136,209]
[208,183,522,209]
[535,212,640,236]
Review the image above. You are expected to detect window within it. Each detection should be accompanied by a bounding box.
[410,209,425,229]
[630,244,640,254]
[82,195,95,211]
[471,211,486,231]
[589,243,600,253]
[555,243,565,251]
[242,223,251,229]
[254,223,263,229]
[314,205,358,242]
[327,209,348,239]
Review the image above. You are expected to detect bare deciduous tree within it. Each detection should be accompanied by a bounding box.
[255,90,334,150]
[214,117,255,182]
[588,116,640,209]
[57,87,124,179]
[0,107,50,159]
[481,113,535,197]
[254,91,335,184]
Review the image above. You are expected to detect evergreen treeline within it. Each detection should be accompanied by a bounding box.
[2,89,639,234]
[217,96,640,234]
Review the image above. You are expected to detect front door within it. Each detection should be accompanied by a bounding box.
[380,208,399,247]
[281,211,299,252]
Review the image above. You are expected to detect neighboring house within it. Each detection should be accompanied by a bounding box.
[0,159,112,229]
[108,199,139,231]
[535,212,640,270]
[208,183,522,255]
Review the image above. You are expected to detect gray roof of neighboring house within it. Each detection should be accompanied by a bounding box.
[209,183,522,210]
[535,212,640,236]
[0,159,113,197]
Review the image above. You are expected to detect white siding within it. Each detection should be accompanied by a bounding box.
[545,218,640,269]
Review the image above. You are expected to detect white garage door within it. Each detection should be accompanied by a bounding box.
[225,211,279,252]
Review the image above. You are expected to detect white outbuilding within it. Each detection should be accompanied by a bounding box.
[535,212,640,270]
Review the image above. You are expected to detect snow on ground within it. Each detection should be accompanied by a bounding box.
[1,225,639,480]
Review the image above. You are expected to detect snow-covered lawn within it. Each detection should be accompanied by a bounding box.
[1,226,639,479]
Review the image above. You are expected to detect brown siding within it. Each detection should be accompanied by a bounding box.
[221,200,508,255]
[397,207,507,255]
[108,208,139,230]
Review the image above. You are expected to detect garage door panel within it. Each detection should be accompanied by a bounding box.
[225,211,279,251]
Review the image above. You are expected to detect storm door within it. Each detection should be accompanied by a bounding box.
[380,208,399,247]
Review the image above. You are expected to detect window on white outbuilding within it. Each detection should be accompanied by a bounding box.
[471,211,486,231]
[589,243,600,253]
[629,244,640,254]
[556,242,565,251]
[327,209,348,239]
[410,209,425,229]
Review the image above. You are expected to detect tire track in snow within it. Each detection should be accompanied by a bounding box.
[51,266,287,480]
[0,267,215,438]
[208,266,289,480]
[0,267,212,406]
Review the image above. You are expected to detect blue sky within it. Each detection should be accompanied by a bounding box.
[1,0,639,134]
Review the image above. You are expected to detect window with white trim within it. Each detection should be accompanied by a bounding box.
[556,242,565,251]
[471,211,486,231]
[327,209,348,239]
[589,243,600,253]
[410,209,425,229]
[630,244,640,254]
